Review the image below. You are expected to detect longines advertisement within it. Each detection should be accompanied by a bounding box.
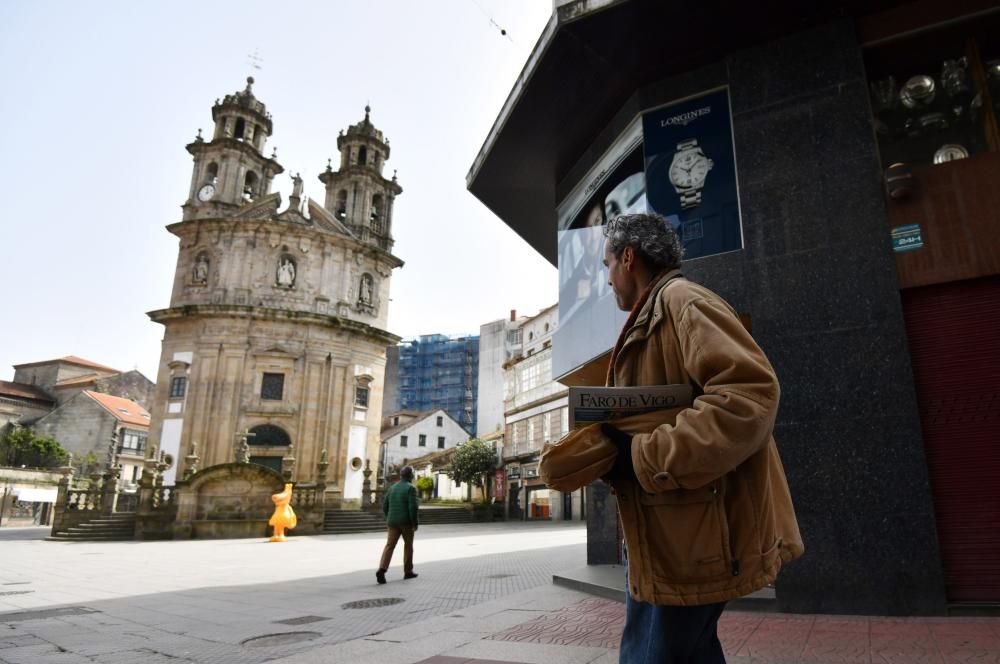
[554,88,742,378]
[642,87,742,260]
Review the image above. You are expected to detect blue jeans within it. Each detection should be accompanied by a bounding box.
[621,551,727,663]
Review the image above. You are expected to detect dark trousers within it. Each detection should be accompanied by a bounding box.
[621,553,726,663]
[379,525,414,573]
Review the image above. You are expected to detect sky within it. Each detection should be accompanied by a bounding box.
[0,0,557,381]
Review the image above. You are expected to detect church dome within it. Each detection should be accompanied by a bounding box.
[212,77,273,135]
[339,105,387,147]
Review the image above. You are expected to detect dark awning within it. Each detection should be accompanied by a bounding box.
[466,0,912,266]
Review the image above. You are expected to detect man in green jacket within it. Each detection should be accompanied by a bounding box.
[376,465,419,584]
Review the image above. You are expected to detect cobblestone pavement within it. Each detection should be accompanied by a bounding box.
[485,597,1000,663]
[0,522,587,664]
[4,524,1000,664]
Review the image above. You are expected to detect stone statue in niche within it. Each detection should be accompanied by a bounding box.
[193,254,209,284]
[359,274,373,305]
[276,257,296,288]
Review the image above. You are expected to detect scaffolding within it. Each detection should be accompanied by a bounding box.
[396,334,479,434]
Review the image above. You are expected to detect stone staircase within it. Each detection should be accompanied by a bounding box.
[322,506,476,533]
[322,509,386,534]
[47,514,137,542]
[418,507,475,525]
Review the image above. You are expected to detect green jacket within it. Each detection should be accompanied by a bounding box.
[383,480,418,527]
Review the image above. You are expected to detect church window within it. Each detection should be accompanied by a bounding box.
[370,194,383,233]
[249,424,290,446]
[169,376,187,398]
[358,146,368,165]
[205,162,218,183]
[336,190,347,219]
[261,373,285,401]
[234,117,246,140]
[254,124,263,149]
[354,385,369,408]
[244,171,258,200]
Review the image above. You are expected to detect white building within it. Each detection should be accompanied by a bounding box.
[501,304,583,521]
[476,311,523,437]
[379,408,468,479]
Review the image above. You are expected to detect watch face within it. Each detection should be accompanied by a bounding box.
[933,144,969,164]
[197,184,216,202]
[670,151,712,188]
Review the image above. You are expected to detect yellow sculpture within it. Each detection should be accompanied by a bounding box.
[269,483,297,542]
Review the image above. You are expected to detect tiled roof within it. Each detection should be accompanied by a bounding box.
[13,355,120,373]
[0,381,55,405]
[83,391,150,428]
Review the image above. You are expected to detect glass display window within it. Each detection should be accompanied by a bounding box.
[864,13,1000,169]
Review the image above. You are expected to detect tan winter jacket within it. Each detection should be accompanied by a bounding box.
[540,270,803,605]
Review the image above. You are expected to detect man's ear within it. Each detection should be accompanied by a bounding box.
[620,245,634,271]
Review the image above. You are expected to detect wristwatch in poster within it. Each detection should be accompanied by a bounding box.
[669,138,714,210]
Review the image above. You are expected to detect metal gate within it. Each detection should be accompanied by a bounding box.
[902,275,1000,602]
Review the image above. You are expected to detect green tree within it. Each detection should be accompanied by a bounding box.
[448,438,496,502]
[0,426,69,469]
[415,475,434,496]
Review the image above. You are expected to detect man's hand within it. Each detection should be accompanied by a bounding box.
[600,423,635,485]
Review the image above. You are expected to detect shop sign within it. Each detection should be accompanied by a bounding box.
[891,224,924,252]
[494,469,505,499]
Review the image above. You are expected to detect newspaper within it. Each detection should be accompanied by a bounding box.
[568,384,694,429]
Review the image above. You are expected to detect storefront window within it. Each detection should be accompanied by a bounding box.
[865,17,1000,169]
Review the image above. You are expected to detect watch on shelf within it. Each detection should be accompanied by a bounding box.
[669,138,714,210]
[197,183,216,202]
[933,144,969,164]
[900,75,936,109]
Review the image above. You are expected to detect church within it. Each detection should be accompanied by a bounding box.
[145,77,403,504]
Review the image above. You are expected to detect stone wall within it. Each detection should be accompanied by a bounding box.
[577,19,946,615]
[32,392,117,463]
[93,371,156,411]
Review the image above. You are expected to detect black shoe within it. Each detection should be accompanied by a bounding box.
[376,569,386,585]
[404,572,418,580]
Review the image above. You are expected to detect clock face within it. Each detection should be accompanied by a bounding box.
[197,184,216,202]
[670,151,712,188]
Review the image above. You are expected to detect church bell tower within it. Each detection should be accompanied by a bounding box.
[318,106,402,252]
[183,76,284,221]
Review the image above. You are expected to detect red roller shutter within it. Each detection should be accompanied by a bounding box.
[902,275,1000,602]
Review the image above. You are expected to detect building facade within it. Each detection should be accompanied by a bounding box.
[32,391,150,487]
[394,334,479,435]
[145,78,403,501]
[468,0,1000,614]
[500,305,583,522]
[379,408,469,478]
[475,311,523,438]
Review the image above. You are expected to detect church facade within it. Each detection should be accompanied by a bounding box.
[145,77,403,503]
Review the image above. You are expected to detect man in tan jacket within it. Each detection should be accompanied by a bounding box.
[593,213,802,663]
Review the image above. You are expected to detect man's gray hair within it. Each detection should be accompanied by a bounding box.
[603,213,683,271]
[400,465,414,481]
